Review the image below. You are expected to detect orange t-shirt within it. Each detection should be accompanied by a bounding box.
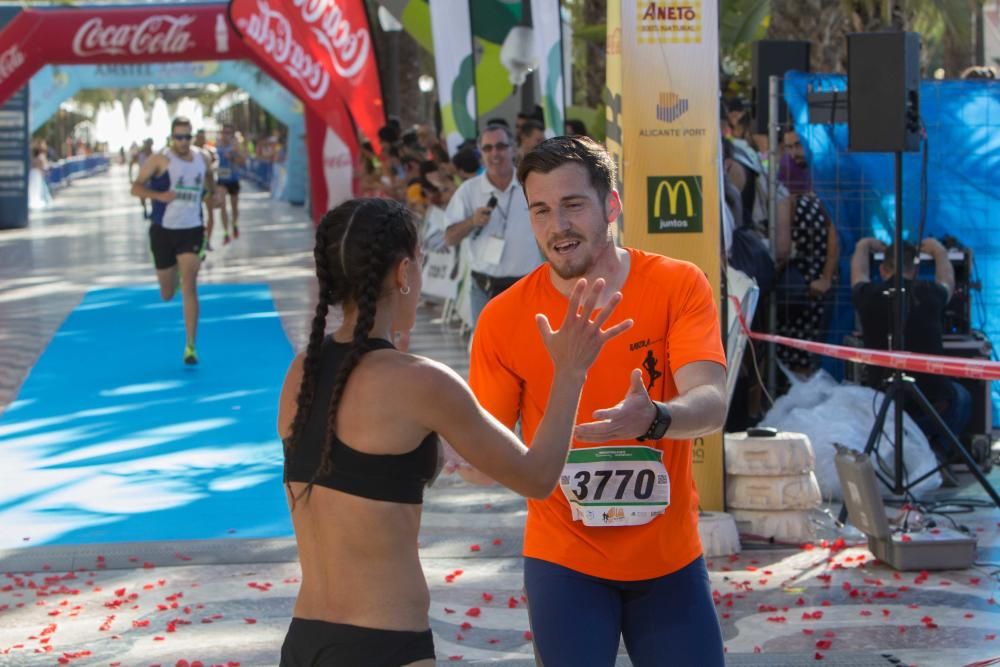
[469,248,726,581]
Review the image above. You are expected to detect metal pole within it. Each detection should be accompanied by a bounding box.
[893,150,906,495]
[521,0,536,114]
[766,74,780,394]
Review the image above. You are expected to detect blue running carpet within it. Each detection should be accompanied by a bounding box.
[0,285,295,548]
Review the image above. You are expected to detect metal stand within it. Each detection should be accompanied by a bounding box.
[840,152,1000,523]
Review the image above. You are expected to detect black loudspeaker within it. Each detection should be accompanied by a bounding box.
[751,40,810,134]
[848,32,921,152]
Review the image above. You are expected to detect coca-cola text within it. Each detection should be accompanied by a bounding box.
[0,45,25,85]
[72,15,196,58]
[240,2,330,101]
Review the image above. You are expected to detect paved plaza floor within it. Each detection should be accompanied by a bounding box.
[0,167,997,666]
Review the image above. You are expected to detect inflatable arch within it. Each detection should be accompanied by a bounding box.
[0,2,385,228]
[30,61,306,205]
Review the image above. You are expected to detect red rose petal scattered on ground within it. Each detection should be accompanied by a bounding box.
[469,545,481,552]
[448,657,462,661]
[986,634,996,640]
[802,629,814,635]
[965,613,975,619]
[460,622,472,631]
[507,597,519,608]
[153,636,165,641]
[814,652,824,660]
[176,661,190,667]
[244,618,257,624]
[524,631,533,641]
[482,593,493,602]
[465,607,481,617]
[815,640,832,650]
[114,588,126,597]
[443,608,455,614]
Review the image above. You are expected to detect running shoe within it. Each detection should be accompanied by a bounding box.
[183,344,199,365]
[233,224,240,239]
[223,234,231,246]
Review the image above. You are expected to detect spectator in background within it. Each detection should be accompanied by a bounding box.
[518,120,546,162]
[773,128,839,377]
[444,124,541,325]
[778,127,812,197]
[564,119,588,137]
[420,162,457,253]
[451,148,481,182]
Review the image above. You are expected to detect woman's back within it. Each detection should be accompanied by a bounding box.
[281,337,438,631]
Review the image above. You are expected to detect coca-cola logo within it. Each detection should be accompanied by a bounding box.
[241,1,331,101]
[290,0,371,80]
[72,15,196,58]
[0,44,25,85]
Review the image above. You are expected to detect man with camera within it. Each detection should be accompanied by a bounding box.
[444,124,542,326]
[851,236,970,484]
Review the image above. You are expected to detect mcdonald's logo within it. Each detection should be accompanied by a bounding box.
[647,176,702,233]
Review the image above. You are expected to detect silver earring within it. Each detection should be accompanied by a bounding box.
[400,285,411,295]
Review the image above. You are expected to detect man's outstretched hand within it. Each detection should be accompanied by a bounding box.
[574,368,656,442]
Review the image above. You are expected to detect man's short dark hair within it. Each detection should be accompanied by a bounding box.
[521,119,544,135]
[419,160,439,178]
[517,135,616,203]
[452,147,480,174]
[171,116,192,132]
[485,117,509,129]
[882,242,918,275]
[564,118,588,137]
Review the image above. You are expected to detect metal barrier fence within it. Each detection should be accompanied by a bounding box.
[45,153,111,189]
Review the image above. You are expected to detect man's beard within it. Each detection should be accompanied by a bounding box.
[543,232,608,280]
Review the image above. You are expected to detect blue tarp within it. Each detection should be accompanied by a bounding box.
[783,72,1000,424]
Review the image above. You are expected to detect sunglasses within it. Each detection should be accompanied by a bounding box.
[480,142,510,153]
[173,133,193,141]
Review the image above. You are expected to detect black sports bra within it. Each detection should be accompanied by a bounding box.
[283,337,440,504]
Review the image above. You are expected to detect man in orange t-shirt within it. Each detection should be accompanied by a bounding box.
[469,136,727,665]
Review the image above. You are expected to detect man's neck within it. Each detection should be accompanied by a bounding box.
[485,170,513,192]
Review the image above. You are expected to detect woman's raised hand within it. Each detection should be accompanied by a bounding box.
[535,278,633,377]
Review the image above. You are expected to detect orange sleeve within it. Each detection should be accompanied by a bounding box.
[667,263,727,374]
[468,302,523,430]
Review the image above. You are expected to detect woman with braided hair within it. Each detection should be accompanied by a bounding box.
[277,197,631,666]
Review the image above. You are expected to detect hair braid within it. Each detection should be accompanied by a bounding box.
[285,197,418,505]
[285,219,335,507]
[310,219,390,488]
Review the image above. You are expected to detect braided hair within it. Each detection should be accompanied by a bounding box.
[285,197,418,506]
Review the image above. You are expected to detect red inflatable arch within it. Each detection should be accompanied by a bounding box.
[0,1,385,220]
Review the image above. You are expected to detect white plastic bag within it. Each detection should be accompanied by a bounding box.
[759,370,941,500]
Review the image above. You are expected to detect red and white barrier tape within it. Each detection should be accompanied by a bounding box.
[730,296,1000,381]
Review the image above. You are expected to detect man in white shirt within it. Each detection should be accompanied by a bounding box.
[444,124,542,325]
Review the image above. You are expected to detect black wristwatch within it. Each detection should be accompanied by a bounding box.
[636,401,672,441]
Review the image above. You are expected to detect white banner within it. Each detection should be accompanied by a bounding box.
[429,0,476,154]
[421,245,461,301]
[530,0,565,137]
